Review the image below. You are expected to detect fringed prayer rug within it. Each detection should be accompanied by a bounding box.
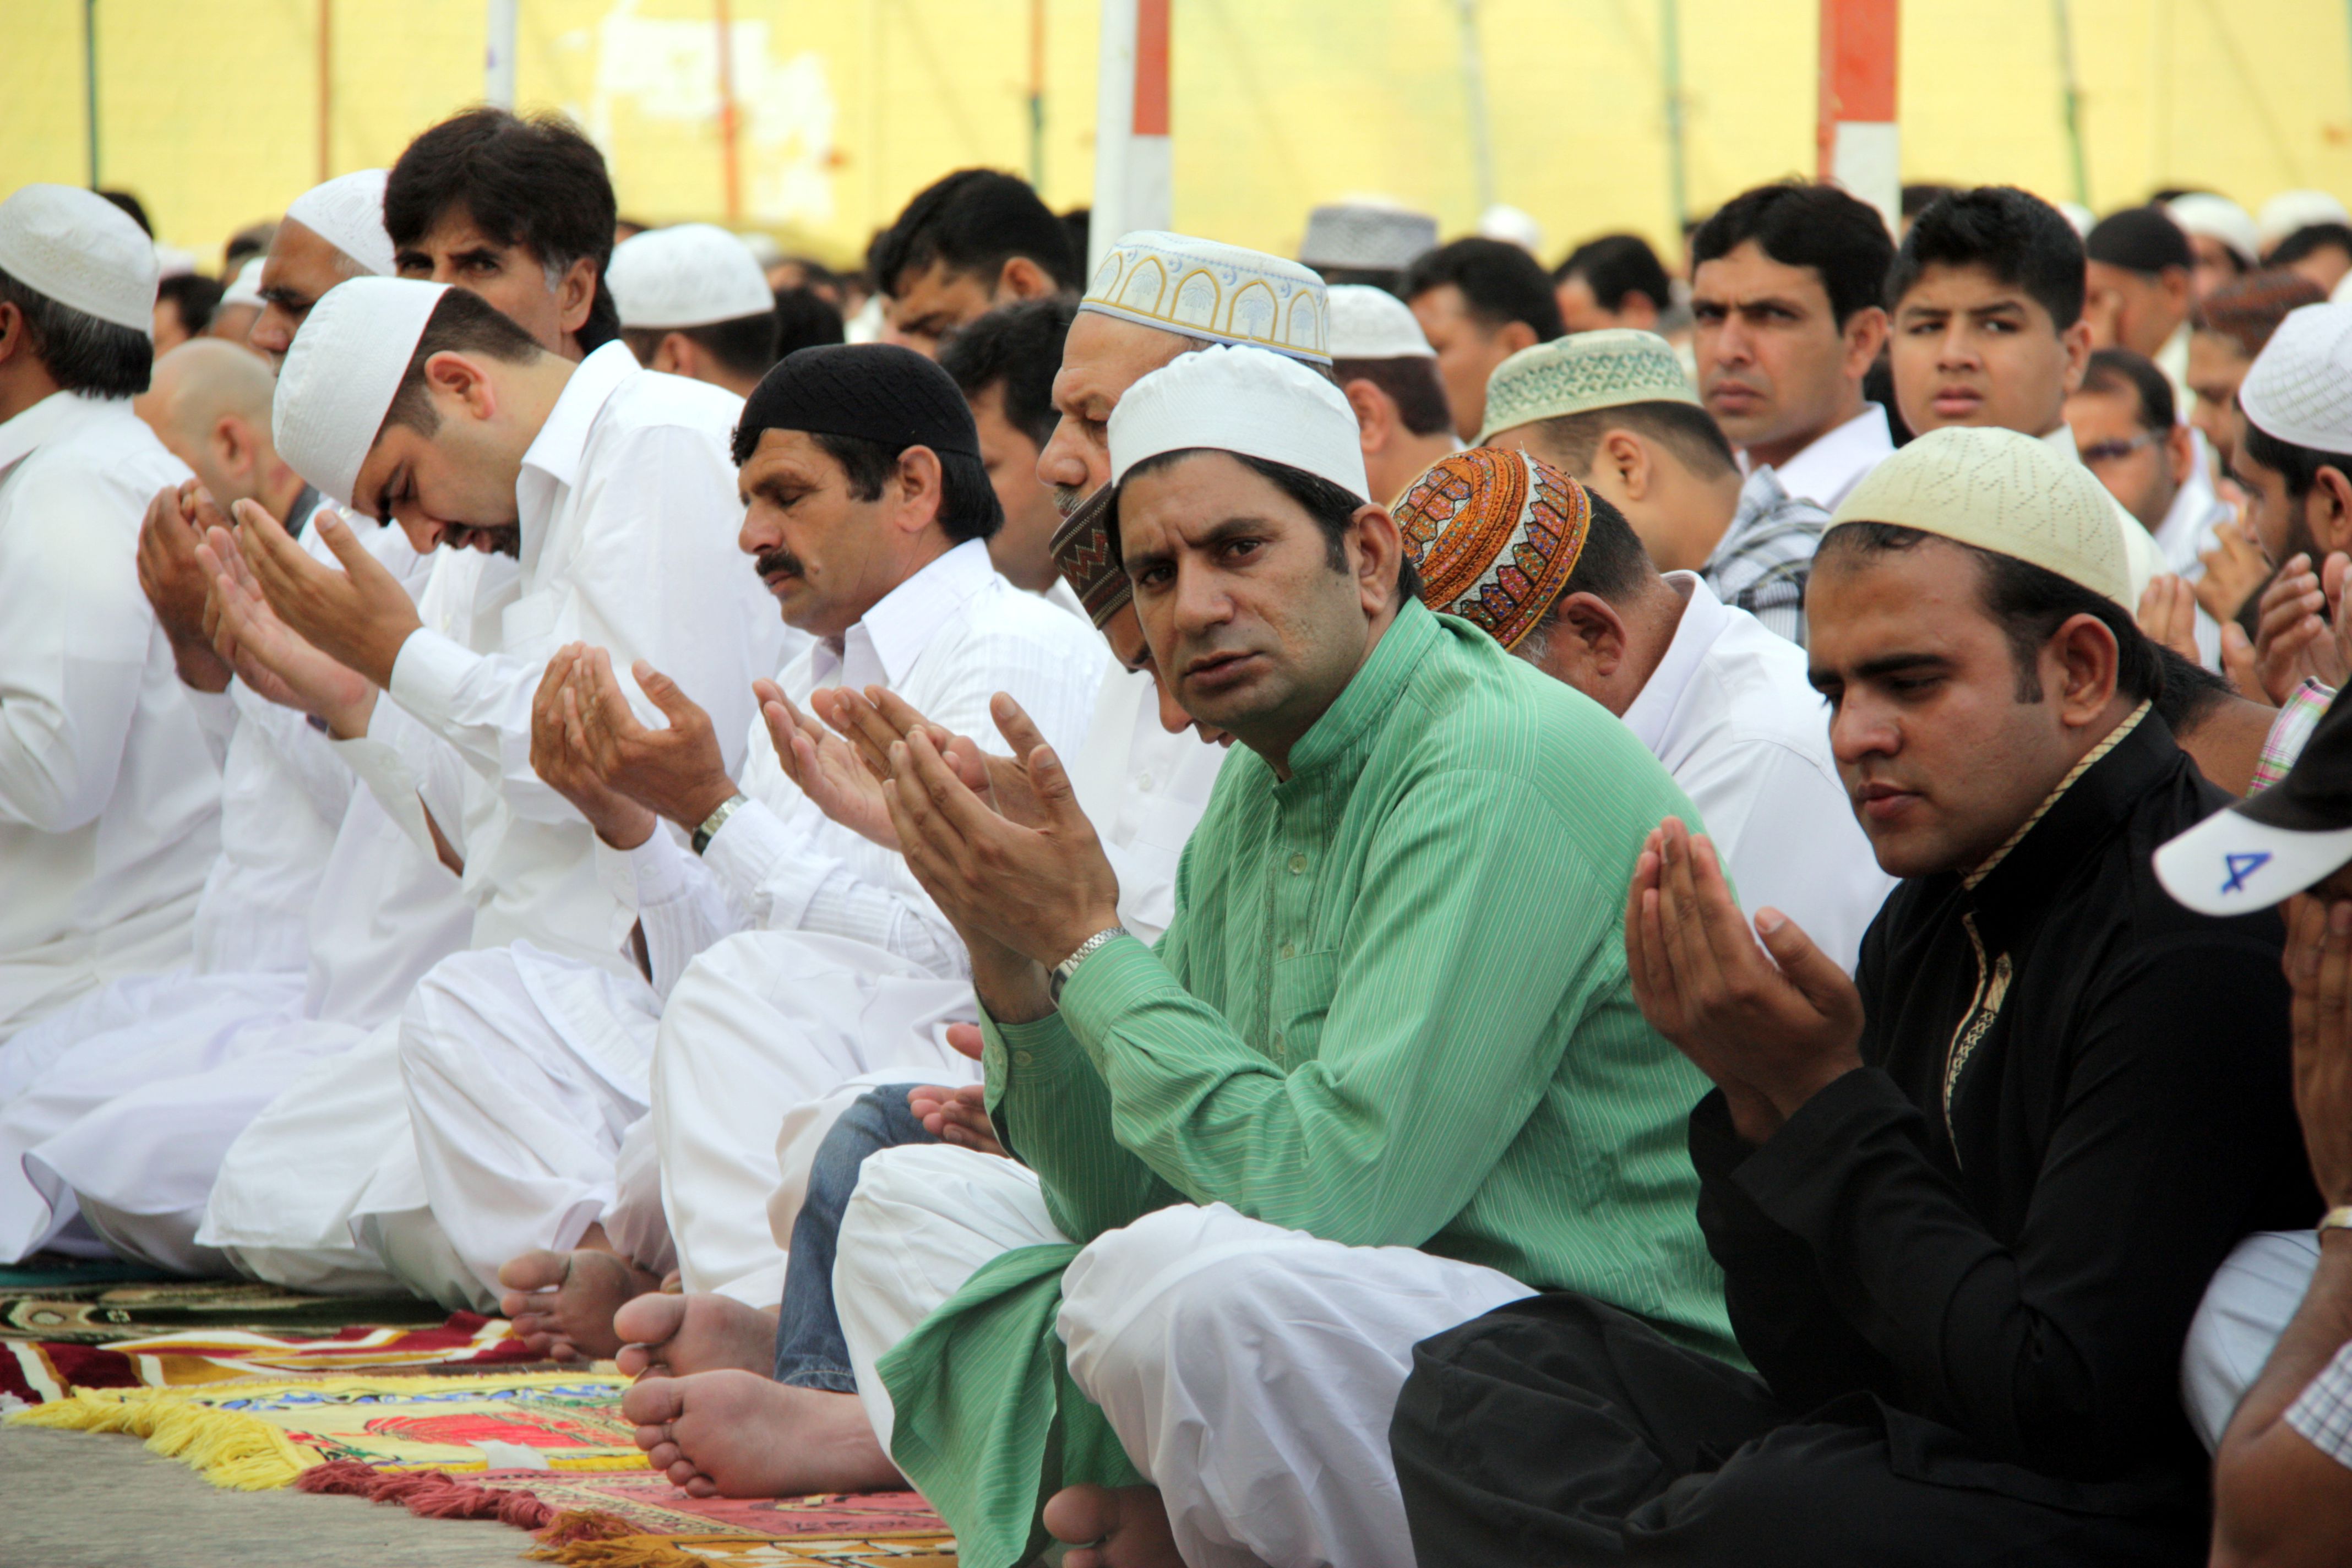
[0,1269,447,1343]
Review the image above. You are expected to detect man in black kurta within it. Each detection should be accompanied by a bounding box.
[1390,424,2319,1565]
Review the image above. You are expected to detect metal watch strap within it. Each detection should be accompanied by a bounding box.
[690,792,750,856]
[2321,1206,2352,1239]
[1049,924,1129,1001]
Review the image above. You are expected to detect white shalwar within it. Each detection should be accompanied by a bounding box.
[0,391,219,1039]
[834,1144,1533,1568]
[398,540,1107,1300]
[1627,575,1894,974]
[199,346,790,1299]
[2182,1229,2319,1451]
[0,528,463,1273]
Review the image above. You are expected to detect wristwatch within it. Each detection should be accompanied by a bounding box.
[1049,925,1129,1002]
[2321,1206,2352,1239]
[690,792,750,856]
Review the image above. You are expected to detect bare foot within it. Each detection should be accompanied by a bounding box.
[612,1289,778,1379]
[621,1370,902,1498]
[1043,1484,1182,1568]
[497,1246,660,1360]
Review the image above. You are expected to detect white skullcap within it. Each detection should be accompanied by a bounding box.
[1081,231,1330,364]
[1831,424,2132,608]
[274,276,448,511]
[609,224,776,330]
[220,256,266,309]
[738,231,785,271]
[1478,204,1545,255]
[1299,201,1439,271]
[2057,202,2095,240]
[154,244,198,280]
[2166,193,2261,266]
[2260,190,2352,252]
[2241,302,2352,456]
[284,169,395,277]
[1109,343,1369,502]
[0,183,160,335]
[1328,285,1434,360]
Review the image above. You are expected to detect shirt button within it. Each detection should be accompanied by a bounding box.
[1279,941,1295,960]
[1137,771,1153,791]
[1272,1031,1286,1057]
[1288,852,1307,875]
[1013,1050,1035,1068]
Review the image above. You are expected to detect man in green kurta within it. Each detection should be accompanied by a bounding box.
[846,344,1738,1568]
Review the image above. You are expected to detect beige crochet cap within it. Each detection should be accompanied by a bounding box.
[1830,424,2131,608]
[1477,329,1696,444]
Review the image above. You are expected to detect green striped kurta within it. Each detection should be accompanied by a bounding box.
[876,603,1740,1566]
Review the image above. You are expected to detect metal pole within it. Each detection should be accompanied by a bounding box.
[1090,0,1169,275]
[317,0,333,181]
[1453,0,1496,215]
[1662,0,1687,240]
[1028,0,1047,189]
[83,0,99,189]
[715,0,743,225]
[1817,0,1901,232]
[486,0,518,110]
[2051,0,2089,206]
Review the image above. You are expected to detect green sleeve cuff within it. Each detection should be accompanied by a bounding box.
[1054,934,1188,1070]
[979,1005,1091,1113]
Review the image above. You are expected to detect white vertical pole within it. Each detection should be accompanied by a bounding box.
[1090,0,1170,275]
[486,0,519,109]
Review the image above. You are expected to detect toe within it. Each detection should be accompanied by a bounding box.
[497,1248,571,1292]
[1042,1484,1118,1545]
[611,1290,686,1348]
[621,1375,684,1427]
[616,1344,656,1379]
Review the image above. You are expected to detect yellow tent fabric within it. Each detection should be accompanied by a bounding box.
[4,0,2350,274]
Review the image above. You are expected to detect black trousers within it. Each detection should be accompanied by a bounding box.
[1389,1293,2203,1568]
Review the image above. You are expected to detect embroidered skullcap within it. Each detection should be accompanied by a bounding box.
[1830,424,2131,608]
[2168,193,2261,268]
[1328,285,1434,360]
[1081,231,1330,364]
[738,342,981,460]
[0,183,159,334]
[610,223,776,330]
[2260,190,2352,252]
[2196,270,2326,360]
[1393,447,1591,650]
[1049,486,1128,628]
[274,276,449,510]
[220,257,266,309]
[2241,302,2352,455]
[1108,344,1368,499]
[1299,202,1438,272]
[1476,329,1696,444]
[284,169,396,277]
[2085,206,2193,276]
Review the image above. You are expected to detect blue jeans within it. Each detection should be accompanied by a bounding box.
[771,1085,938,1390]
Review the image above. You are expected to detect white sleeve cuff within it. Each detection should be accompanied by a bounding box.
[386,626,480,733]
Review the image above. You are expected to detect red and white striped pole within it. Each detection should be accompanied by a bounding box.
[1090,0,1170,275]
[1817,0,1899,231]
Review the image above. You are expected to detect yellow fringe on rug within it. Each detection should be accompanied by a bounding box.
[527,1537,721,1568]
[8,1386,308,1489]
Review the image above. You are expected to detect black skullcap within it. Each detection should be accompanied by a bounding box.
[2085,206,2194,276]
[732,342,982,466]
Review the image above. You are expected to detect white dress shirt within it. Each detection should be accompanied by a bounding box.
[608,537,1112,993]
[0,392,220,1035]
[1065,663,1231,944]
[1747,402,1894,514]
[1621,575,1895,973]
[337,342,795,974]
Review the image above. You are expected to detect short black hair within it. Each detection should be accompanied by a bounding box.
[1902,183,1956,220]
[223,221,277,274]
[809,431,1003,544]
[386,108,621,352]
[938,296,1075,450]
[2241,419,2352,504]
[2078,347,2175,431]
[2084,205,2195,276]
[2152,641,2231,737]
[1819,521,2163,704]
[867,170,1080,300]
[1553,234,1672,315]
[2269,224,2352,270]
[380,287,546,440]
[1689,182,1894,328]
[1110,448,1420,603]
[99,190,152,236]
[1332,356,1452,438]
[1556,487,1654,602]
[772,286,846,356]
[1515,399,1738,482]
[157,273,225,337]
[0,265,153,398]
[1402,238,1565,340]
[1889,186,2086,330]
[620,312,780,383]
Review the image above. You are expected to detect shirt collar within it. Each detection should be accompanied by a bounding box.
[1960,700,2165,945]
[820,537,999,688]
[1620,573,1725,753]
[1281,597,1442,784]
[518,341,636,493]
[1755,402,1892,510]
[0,390,107,478]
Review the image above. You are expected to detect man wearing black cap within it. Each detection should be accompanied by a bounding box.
[401,344,1110,1348]
[2158,691,2352,1563]
[2085,205,2197,413]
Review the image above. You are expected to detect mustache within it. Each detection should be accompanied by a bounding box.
[1052,485,1088,519]
[441,523,519,557]
[755,548,804,579]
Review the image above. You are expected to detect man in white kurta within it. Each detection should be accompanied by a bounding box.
[0,186,219,1043]
[174,277,785,1302]
[396,344,1107,1305]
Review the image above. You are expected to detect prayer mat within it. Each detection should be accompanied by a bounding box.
[529,1536,958,1566]
[0,1271,446,1343]
[6,1369,645,1488]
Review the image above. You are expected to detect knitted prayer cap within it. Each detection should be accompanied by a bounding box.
[2167,193,2260,267]
[1477,329,1696,444]
[1082,230,1331,365]
[1329,284,1434,360]
[737,342,981,462]
[284,169,396,277]
[1830,424,2131,608]
[1109,343,1368,499]
[274,276,449,510]
[1391,447,1592,650]
[609,222,775,330]
[0,183,159,334]
[2240,302,2352,456]
[1050,486,1128,628]
[1299,202,1438,272]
